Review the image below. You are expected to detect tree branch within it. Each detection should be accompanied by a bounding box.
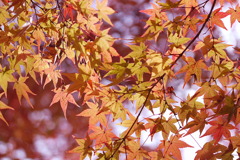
[170,0,217,68]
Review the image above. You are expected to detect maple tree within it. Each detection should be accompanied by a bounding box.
[0,0,240,159]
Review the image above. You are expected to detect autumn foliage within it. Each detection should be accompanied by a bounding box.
[0,0,240,159]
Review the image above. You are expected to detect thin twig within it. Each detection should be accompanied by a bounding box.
[107,73,166,159]
[169,0,217,68]
[163,0,217,156]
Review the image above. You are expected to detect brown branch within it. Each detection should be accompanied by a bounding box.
[169,0,217,68]
[107,73,166,159]
[162,0,217,157]
[108,0,217,158]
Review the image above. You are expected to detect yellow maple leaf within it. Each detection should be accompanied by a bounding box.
[13,77,36,108]
[97,0,115,26]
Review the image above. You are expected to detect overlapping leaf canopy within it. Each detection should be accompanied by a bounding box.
[0,0,240,159]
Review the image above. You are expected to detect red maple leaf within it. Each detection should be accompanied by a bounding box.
[205,8,230,30]
[201,116,235,144]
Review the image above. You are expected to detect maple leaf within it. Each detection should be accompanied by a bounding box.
[95,28,113,52]
[194,141,227,160]
[146,51,173,79]
[158,134,193,160]
[131,92,148,111]
[104,97,127,121]
[168,33,191,47]
[118,111,145,138]
[208,8,230,30]
[0,67,15,96]
[182,111,208,136]
[179,0,199,15]
[194,35,213,55]
[96,0,115,26]
[32,29,46,43]
[191,82,224,106]
[183,16,201,33]
[104,58,130,86]
[126,43,147,59]
[50,85,80,118]
[210,43,232,60]
[63,3,75,21]
[62,65,91,93]
[158,0,180,9]
[229,134,240,149]
[13,77,36,108]
[32,28,46,53]
[89,126,117,147]
[77,102,108,126]
[176,95,205,123]
[145,117,166,140]
[227,5,240,27]
[177,57,208,87]
[194,35,231,60]
[201,116,235,144]
[43,64,62,88]
[148,151,164,160]
[209,60,234,80]
[68,135,93,160]
[161,116,178,140]
[122,140,150,160]
[0,93,14,125]
[140,3,168,40]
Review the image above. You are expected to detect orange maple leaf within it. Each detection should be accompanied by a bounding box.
[227,5,240,27]
[122,140,150,160]
[77,102,109,126]
[50,85,80,118]
[158,134,193,160]
[180,0,199,15]
[89,126,117,146]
